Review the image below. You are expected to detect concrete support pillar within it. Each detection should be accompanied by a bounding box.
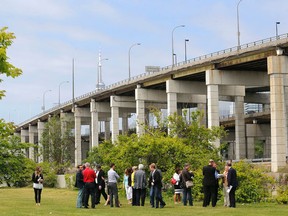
[20,129,29,157]
[234,96,246,160]
[197,103,207,126]
[74,114,82,166]
[90,99,99,148]
[122,113,129,135]
[37,121,45,163]
[167,92,177,116]
[246,137,255,159]
[135,86,145,136]
[28,125,37,161]
[104,119,110,140]
[268,55,288,172]
[111,104,119,143]
[207,84,220,147]
[136,99,145,136]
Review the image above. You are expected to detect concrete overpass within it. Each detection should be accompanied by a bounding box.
[16,33,288,172]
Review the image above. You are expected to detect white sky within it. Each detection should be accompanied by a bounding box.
[1,0,287,124]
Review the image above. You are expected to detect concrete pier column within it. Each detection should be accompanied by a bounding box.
[37,121,45,163]
[90,99,99,148]
[74,109,82,166]
[135,86,145,136]
[122,113,129,135]
[268,55,288,172]
[136,99,145,136]
[111,96,120,143]
[104,119,110,140]
[167,92,177,116]
[234,96,246,160]
[207,84,220,147]
[20,129,29,157]
[28,125,37,161]
[197,103,207,126]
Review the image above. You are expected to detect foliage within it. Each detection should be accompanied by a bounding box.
[0,27,22,99]
[233,161,274,203]
[276,186,288,204]
[40,116,74,174]
[87,110,226,200]
[0,119,35,187]
[37,162,57,187]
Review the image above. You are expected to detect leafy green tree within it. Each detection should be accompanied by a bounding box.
[40,116,74,174]
[0,27,32,187]
[0,119,35,186]
[0,27,22,99]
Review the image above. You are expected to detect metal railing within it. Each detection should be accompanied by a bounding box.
[18,33,288,127]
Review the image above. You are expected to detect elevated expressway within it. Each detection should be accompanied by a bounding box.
[16,34,288,172]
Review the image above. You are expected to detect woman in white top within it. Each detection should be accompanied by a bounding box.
[173,167,183,204]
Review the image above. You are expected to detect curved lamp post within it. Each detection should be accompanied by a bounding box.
[128,43,141,80]
[42,89,52,112]
[58,81,69,106]
[172,25,185,67]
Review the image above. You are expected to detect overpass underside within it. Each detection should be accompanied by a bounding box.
[17,35,288,172]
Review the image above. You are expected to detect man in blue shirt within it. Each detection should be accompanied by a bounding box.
[107,163,120,207]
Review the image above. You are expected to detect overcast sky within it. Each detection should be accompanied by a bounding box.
[1,0,287,124]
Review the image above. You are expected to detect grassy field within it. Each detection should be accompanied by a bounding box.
[0,188,287,216]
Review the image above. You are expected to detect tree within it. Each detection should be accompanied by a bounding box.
[0,27,32,187]
[0,119,34,186]
[0,27,22,99]
[40,116,74,174]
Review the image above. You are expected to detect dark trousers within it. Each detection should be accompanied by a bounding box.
[34,188,42,203]
[95,184,108,204]
[108,182,119,207]
[229,187,236,207]
[84,182,96,208]
[154,186,165,208]
[150,186,155,207]
[203,185,217,207]
[135,188,146,206]
[183,187,193,206]
[132,187,137,206]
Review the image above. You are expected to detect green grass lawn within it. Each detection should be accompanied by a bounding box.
[0,188,287,216]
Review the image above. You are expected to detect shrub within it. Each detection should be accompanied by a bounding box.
[276,186,288,204]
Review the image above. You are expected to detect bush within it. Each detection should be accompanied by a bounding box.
[233,161,274,203]
[276,186,288,204]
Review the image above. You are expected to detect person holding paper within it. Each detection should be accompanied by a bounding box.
[227,162,238,208]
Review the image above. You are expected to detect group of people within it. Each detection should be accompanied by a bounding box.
[202,159,238,208]
[32,159,237,209]
[75,162,112,208]
[75,162,166,209]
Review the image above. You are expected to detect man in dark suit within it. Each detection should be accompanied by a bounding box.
[149,163,166,208]
[227,162,238,208]
[202,159,217,207]
[95,165,107,205]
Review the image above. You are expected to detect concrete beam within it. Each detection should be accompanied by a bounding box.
[245,92,270,104]
[166,80,206,94]
[110,96,136,108]
[206,69,269,86]
[135,88,167,102]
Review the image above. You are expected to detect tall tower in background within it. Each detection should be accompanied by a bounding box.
[96,51,106,90]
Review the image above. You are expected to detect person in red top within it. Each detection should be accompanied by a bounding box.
[82,162,96,208]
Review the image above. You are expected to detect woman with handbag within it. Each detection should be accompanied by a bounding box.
[180,163,194,206]
[173,167,183,204]
[32,166,44,206]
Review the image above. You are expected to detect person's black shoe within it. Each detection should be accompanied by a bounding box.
[84,206,88,209]
[160,203,166,208]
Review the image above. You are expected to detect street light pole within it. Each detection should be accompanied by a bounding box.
[237,0,243,49]
[128,43,141,80]
[276,21,280,39]
[58,81,69,106]
[97,51,108,90]
[185,39,189,62]
[42,89,52,112]
[172,25,185,67]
